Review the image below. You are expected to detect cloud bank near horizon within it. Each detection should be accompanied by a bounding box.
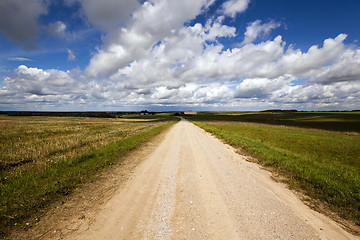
[1,0,360,111]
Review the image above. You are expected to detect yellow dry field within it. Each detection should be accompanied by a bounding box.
[183,111,198,115]
[0,115,164,173]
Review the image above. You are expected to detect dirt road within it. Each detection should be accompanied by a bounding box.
[63,118,356,239]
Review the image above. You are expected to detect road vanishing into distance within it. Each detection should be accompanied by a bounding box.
[27,119,359,239]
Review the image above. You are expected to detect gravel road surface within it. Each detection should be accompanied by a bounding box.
[65,118,357,240]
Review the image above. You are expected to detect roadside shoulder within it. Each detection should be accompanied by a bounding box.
[10,124,175,240]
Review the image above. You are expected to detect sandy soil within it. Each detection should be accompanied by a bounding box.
[14,118,359,239]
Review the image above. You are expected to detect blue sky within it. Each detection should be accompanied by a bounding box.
[0,0,359,111]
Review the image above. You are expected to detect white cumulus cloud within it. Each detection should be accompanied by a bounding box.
[4,65,78,96]
[85,0,215,77]
[308,48,360,84]
[235,75,294,99]
[249,34,348,79]
[221,0,250,18]
[242,20,281,45]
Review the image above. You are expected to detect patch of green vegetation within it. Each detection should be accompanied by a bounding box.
[189,111,360,132]
[119,113,175,119]
[196,111,254,116]
[155,112,176,117]
[0,116,176,237]
[187,112,360,225]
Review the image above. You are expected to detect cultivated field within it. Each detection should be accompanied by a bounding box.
[186,111,360,229]
[0,114,176,237]
[15,117,355,239]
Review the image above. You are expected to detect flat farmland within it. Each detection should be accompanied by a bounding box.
[0,114,176,236]
[6,114,359,239]
[186,112,360,231]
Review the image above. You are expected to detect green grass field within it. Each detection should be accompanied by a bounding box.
[186,111,360,227]
[0,114,177,237]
